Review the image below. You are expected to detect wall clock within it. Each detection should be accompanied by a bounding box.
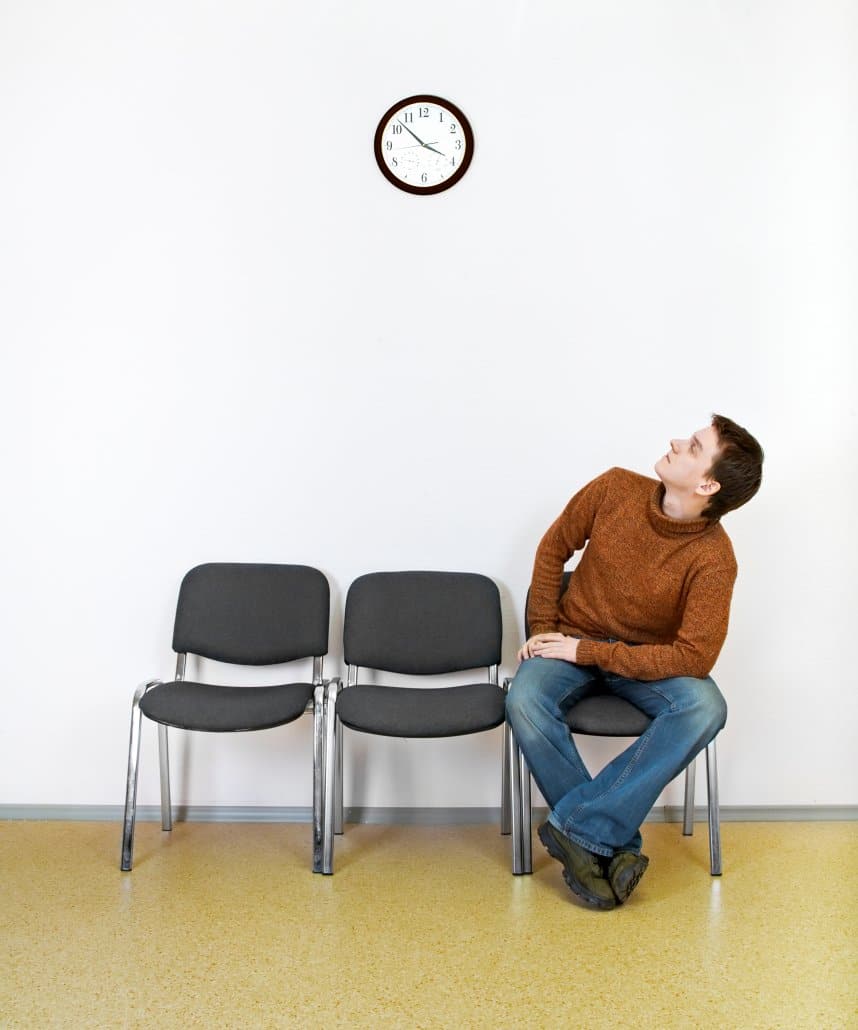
[374,95,474,195]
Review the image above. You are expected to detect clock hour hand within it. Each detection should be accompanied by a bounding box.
[397,121,446,159]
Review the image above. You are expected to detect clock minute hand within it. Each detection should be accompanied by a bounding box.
[398,119,427,147]
[397,121,446,158]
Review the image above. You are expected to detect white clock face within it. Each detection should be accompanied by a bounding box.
[374,96,474,195]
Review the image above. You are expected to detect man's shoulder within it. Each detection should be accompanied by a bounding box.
[705,521,738,572]
[604,466,656,488]
[590,466,656,497]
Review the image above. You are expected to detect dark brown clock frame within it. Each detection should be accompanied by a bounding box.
[374,94,475,195]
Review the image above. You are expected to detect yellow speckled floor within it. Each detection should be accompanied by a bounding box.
[1,820,856,1028]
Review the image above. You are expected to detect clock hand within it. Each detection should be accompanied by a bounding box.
[398,119,427,147]
[395,123,446,159]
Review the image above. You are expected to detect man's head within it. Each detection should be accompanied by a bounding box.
[654,414,764,521]
[702,414,764,520]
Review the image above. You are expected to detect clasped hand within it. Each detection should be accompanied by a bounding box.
[517,633,579,664]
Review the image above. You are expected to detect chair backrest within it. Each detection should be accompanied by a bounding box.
[172,563,329,665]
[343,571,502,675]
[524,571,572,638]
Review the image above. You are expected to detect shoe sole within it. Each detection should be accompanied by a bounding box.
[612,857,649,904]
[537,823,616,911]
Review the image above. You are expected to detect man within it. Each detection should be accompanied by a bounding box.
[506,414,764,910]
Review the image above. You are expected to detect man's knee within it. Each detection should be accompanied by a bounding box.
[506,659,560,726]
[674,676,728,738]
[506,657,593,729]
[505,668,535,728]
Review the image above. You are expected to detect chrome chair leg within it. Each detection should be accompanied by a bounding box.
[507,720,524,874]
[519,746,532,874]
[158,724,172,832]
[321,678,340,874]
[500,680,511,836]
[706,738,722,876]
[312,683,326,873]
[121,679,161,872]
[334,714,344,836]
[683,756,696,836]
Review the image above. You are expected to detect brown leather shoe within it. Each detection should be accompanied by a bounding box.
[607,850,649,903]
[537,822,616,910]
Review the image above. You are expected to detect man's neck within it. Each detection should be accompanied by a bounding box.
[660,486,708,522]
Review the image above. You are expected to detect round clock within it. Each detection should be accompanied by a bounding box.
[374,95,474,195]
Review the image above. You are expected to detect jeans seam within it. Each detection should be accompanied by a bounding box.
[568,694,695,823]
[567,731,652,825]
[513,695,593,795]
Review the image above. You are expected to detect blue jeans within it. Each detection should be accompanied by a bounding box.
[505,657,727,857]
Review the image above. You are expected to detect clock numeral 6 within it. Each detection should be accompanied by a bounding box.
[421,172,428,183]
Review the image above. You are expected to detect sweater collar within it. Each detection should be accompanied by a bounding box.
[649,483,714,537]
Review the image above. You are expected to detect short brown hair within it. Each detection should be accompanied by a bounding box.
[703,414,764,521]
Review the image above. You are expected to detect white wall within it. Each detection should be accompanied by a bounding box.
[1,1,855,812]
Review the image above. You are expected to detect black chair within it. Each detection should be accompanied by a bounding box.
[509,571,723,876]
[321,571,523,873]
[120,563,335,873]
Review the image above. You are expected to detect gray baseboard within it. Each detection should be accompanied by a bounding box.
[1,803,856,823]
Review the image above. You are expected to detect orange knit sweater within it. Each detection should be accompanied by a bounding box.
[527,467,737,681]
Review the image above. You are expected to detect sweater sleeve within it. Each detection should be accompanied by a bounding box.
[574,563,737,681]
[527,471,612,635]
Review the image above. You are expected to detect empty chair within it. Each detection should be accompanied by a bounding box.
[508,571,723,876]
[321,571,523,873]
[120,563,334,873]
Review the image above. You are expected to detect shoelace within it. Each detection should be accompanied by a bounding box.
[589,853,606,876]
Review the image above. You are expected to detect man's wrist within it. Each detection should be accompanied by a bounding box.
[574,639,599,666]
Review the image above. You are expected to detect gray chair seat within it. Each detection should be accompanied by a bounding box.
[139,681,315,733]
[336,683,506,738]
[564,692,652,737]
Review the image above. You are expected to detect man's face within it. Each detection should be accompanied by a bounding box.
[654,424,721,494]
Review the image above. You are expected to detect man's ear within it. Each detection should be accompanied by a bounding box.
[696,478,721,497]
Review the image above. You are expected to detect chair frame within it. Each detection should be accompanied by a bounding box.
[322,662,524,875]
[121,654,338,875]
[505,677,723,876]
